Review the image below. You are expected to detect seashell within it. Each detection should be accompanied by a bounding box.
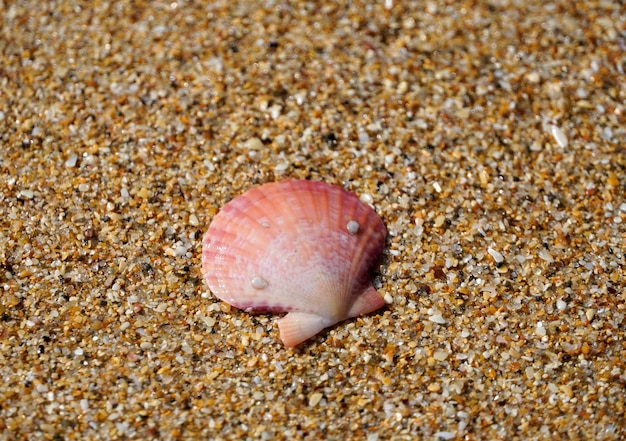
[201,180,386,347]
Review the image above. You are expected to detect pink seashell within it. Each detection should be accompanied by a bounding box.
[201,180,386,347]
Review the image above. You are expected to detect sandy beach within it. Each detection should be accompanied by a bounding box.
[1,1,625,439]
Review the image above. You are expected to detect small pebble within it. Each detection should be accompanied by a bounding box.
[65,154,78,168]
[19,189,34,199]
[308,392,323,407]
[549,124,569,148]
[427,383,441,392]
[429,314,447,324]
[535,322,547,337]
[487,247,504,263]
[274,162,289,175]
[433,350,449,361]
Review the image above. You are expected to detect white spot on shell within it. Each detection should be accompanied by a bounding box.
[346,220,360,235]
[251,275,269,290]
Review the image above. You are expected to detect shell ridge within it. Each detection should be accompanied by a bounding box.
[347,214,386,293]
[276,311,337,347]
[312,184,372,314]
[259,181,342,316]
[294,183,345,314]
[346,283,385,318]
[203,184,294,307]
[220,189,280,240]
[331,193,386,311]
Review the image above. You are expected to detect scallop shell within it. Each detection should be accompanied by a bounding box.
[201,180,386,347]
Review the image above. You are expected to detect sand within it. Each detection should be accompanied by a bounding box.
[1,0,625,439]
